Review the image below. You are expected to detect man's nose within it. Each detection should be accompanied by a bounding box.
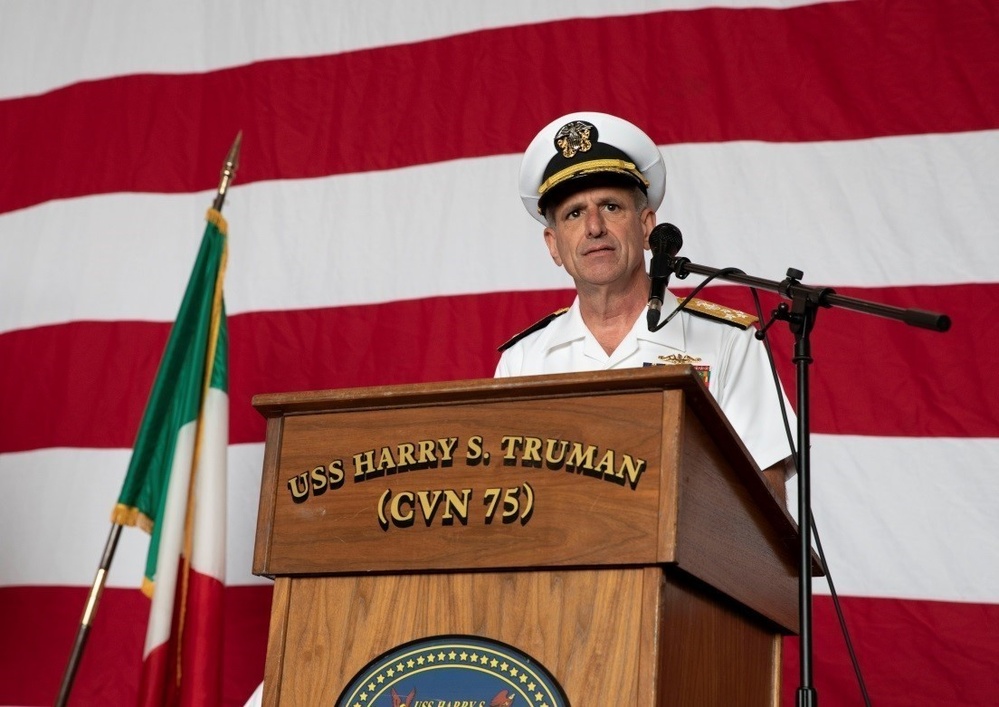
[585,209,606,236]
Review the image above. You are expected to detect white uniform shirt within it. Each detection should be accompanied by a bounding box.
[495,295,794,471]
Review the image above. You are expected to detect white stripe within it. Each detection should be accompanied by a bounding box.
[665,131,999,288]
[1,130,995,334]
[0,0,838,100]
[787,434,999,603]
[3,435,997,604]
[0,443,267,590]
[144,420,197,652]
[144,387,229,652]
[190,388,228,581]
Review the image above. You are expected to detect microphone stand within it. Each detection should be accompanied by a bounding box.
[662,256,950,706]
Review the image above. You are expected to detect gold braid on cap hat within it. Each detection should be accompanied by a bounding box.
[538,159,649,196]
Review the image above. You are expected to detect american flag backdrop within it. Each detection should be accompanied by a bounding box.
[1,1,998,705]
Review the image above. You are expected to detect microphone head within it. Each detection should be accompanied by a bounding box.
[649,222,683,256]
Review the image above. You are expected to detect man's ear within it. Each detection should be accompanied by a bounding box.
[641,208,657,250]
[543,227,563,266]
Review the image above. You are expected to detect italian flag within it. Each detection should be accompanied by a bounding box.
[111,209,229,706]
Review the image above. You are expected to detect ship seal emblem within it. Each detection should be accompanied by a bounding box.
[336,635,570,707]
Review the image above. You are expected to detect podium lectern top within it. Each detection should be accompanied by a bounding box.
[252,366,801,633]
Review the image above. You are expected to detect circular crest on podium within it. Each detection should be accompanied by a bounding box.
[336,635,569,707]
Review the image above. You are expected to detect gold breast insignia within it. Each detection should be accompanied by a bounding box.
[657,354,710,386]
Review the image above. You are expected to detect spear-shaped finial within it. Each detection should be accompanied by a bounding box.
[212,131,243,212]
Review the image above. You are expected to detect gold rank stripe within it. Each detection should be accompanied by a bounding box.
[683,297,758,329]
[497,307,570,351]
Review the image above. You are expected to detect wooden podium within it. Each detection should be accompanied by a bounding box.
[252,367,801,706]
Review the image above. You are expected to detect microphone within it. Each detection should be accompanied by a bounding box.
[647,223,683,330]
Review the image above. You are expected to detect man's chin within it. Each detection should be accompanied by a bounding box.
[573,270,626,289]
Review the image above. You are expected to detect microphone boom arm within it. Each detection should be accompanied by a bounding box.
[663,252,949,706]
[667,256,951,332]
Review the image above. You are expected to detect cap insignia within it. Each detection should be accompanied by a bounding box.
[554,121,595,158]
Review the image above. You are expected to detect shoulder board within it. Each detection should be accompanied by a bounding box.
[683,298,758,330]
[498,308,570,351]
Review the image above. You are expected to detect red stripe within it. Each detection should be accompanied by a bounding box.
[2,586,996,706]
[0,585,271,707]
[2,0,997,214]
[179,568,226,706]
[137,639,171,707]
[137,566,226,707]
[0,283,990,453]
[782,595,999,706]
[693,282,995,439]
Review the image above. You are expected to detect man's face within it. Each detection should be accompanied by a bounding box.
[543,185,656,293]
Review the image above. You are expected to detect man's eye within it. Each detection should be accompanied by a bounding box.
[605,203,619,211]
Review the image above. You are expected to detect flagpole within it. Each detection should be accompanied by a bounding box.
[54,524,123,707]
[55,132,243,707]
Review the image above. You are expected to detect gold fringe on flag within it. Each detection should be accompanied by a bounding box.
[205,208,228,235]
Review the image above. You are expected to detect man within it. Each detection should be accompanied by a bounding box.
[495,112,793,503]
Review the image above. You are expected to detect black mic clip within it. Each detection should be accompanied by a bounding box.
[669,256,691,280]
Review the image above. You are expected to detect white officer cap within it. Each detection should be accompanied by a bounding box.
[519,111,666,224]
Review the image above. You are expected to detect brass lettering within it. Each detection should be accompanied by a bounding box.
[378,446,397,471]
[310,465,328,495]
[417,439,436,464]
[594,449,615,477]
[616,454,647,489]
[327,459,345,488]
[437,436,458,462]
[545,437,568,468]
[522,436,543,466]
[389,491,416,526]
[565,442,598,472]
[353,449,377,478]
[441,488,471,524]
[397,442,417,467]
[500,435,523,462]
[416,489,444,523]
[291,459,345,501]
[466,435,484,463]
[287,471,310,503]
